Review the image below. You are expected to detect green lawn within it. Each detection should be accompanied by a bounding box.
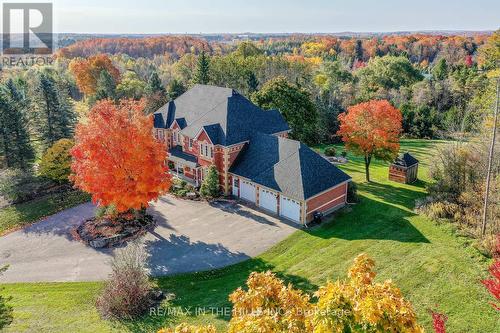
[1,139,498,332]
[0,190,91,236]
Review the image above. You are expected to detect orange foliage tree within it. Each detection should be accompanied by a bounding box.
[69,54,121,95]
[337,100,402,181]
[70,99,171,213]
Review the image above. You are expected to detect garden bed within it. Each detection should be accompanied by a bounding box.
[72,214,155,248]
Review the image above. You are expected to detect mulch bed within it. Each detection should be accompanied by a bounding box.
[72,214,155,248]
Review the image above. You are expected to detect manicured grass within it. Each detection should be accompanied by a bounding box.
[1,139,497,332]
[0,190,90,235]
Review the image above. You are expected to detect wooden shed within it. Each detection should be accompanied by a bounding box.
[389,152,419,184]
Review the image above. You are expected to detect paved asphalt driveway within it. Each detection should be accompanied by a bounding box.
[0,196,298,283]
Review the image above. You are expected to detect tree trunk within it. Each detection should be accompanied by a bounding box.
[364,154,372,182]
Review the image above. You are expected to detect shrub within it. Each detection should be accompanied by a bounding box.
[96,242,154,319]
[159,254,423,333]
[0,168,53,204]
[39,139,74,183]
[324,146,336,156]
[423,201,459,221]
[95,205,118,219]
[341,150,347,158]
[0,265,13,330]
[347,181,358,203]
[200,165,220,198]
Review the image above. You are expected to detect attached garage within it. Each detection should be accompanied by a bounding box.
[279,195,301,223]
[258,188,278,214]
[229,133,352,225]
[240,180,256,203]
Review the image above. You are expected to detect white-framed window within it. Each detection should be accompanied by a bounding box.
[200,142,213,159]
[189,138,193,149]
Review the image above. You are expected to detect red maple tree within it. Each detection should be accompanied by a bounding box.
[70,99,171,213]
[482,235,500,311]
[337,100,402,182]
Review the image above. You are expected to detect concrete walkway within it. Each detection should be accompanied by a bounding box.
[0,196,298,283]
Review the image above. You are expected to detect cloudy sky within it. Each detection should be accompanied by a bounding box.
[47,0,500,33]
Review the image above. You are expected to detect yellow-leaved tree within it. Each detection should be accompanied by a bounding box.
[159,254,424,333]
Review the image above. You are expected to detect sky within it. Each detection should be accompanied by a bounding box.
[37,0,500,33]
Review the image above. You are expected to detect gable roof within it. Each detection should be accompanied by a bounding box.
[229,133,351,201]
[153,84,290,146]
[393,152,419,168]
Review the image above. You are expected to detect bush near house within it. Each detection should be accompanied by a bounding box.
[39,139,74,183]
[200,165,220,198]
[324,146,336,156]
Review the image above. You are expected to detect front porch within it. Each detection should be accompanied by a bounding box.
[168,145,203,187]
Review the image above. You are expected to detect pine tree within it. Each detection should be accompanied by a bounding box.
[0,84,34,169]
[144,71,168,114]
[31,73,75,147]
[167,79,186,100]
[200,165,219,198]
[193,51,211,85]
[432,58,448,81]
[246,71,259,93]
[95,70,117,101]
[145,71,166,96]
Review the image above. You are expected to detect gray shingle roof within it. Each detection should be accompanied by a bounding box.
[169,145,198,166]
[153,84,290,146]
[229,133,351,201]
[393,152,419,168]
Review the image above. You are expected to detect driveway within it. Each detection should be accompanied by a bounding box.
[0,196,298,283]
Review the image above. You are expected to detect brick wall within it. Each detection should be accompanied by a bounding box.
[306,182,348,221]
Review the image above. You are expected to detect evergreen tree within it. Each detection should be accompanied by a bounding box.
[144,71,168,114]
[193,51,211,85]
[145,71,166,96]
[246,71,259,93]
[31,73,74,147]
[167,79,187,100]
[432,58,448,81]
[200,165,220,198]
[95,70,117,101]
[0,84,34,169]
[354,39,364,61]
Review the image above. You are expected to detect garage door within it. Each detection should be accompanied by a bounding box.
[280,195,301,223]
[259,188,278,214]
[240,180,256,203]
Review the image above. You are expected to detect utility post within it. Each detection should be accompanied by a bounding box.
[481,75,500,236]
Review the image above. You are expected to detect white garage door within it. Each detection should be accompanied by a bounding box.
[240,180,256,203]
[280,195,301,223]
[259,188,278,214]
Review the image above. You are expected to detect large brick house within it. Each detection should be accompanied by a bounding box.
[153,84,351,224]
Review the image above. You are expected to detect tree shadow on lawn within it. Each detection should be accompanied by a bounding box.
[358,180,427,211]
[308,184,429,244]
[122,257,317,333]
